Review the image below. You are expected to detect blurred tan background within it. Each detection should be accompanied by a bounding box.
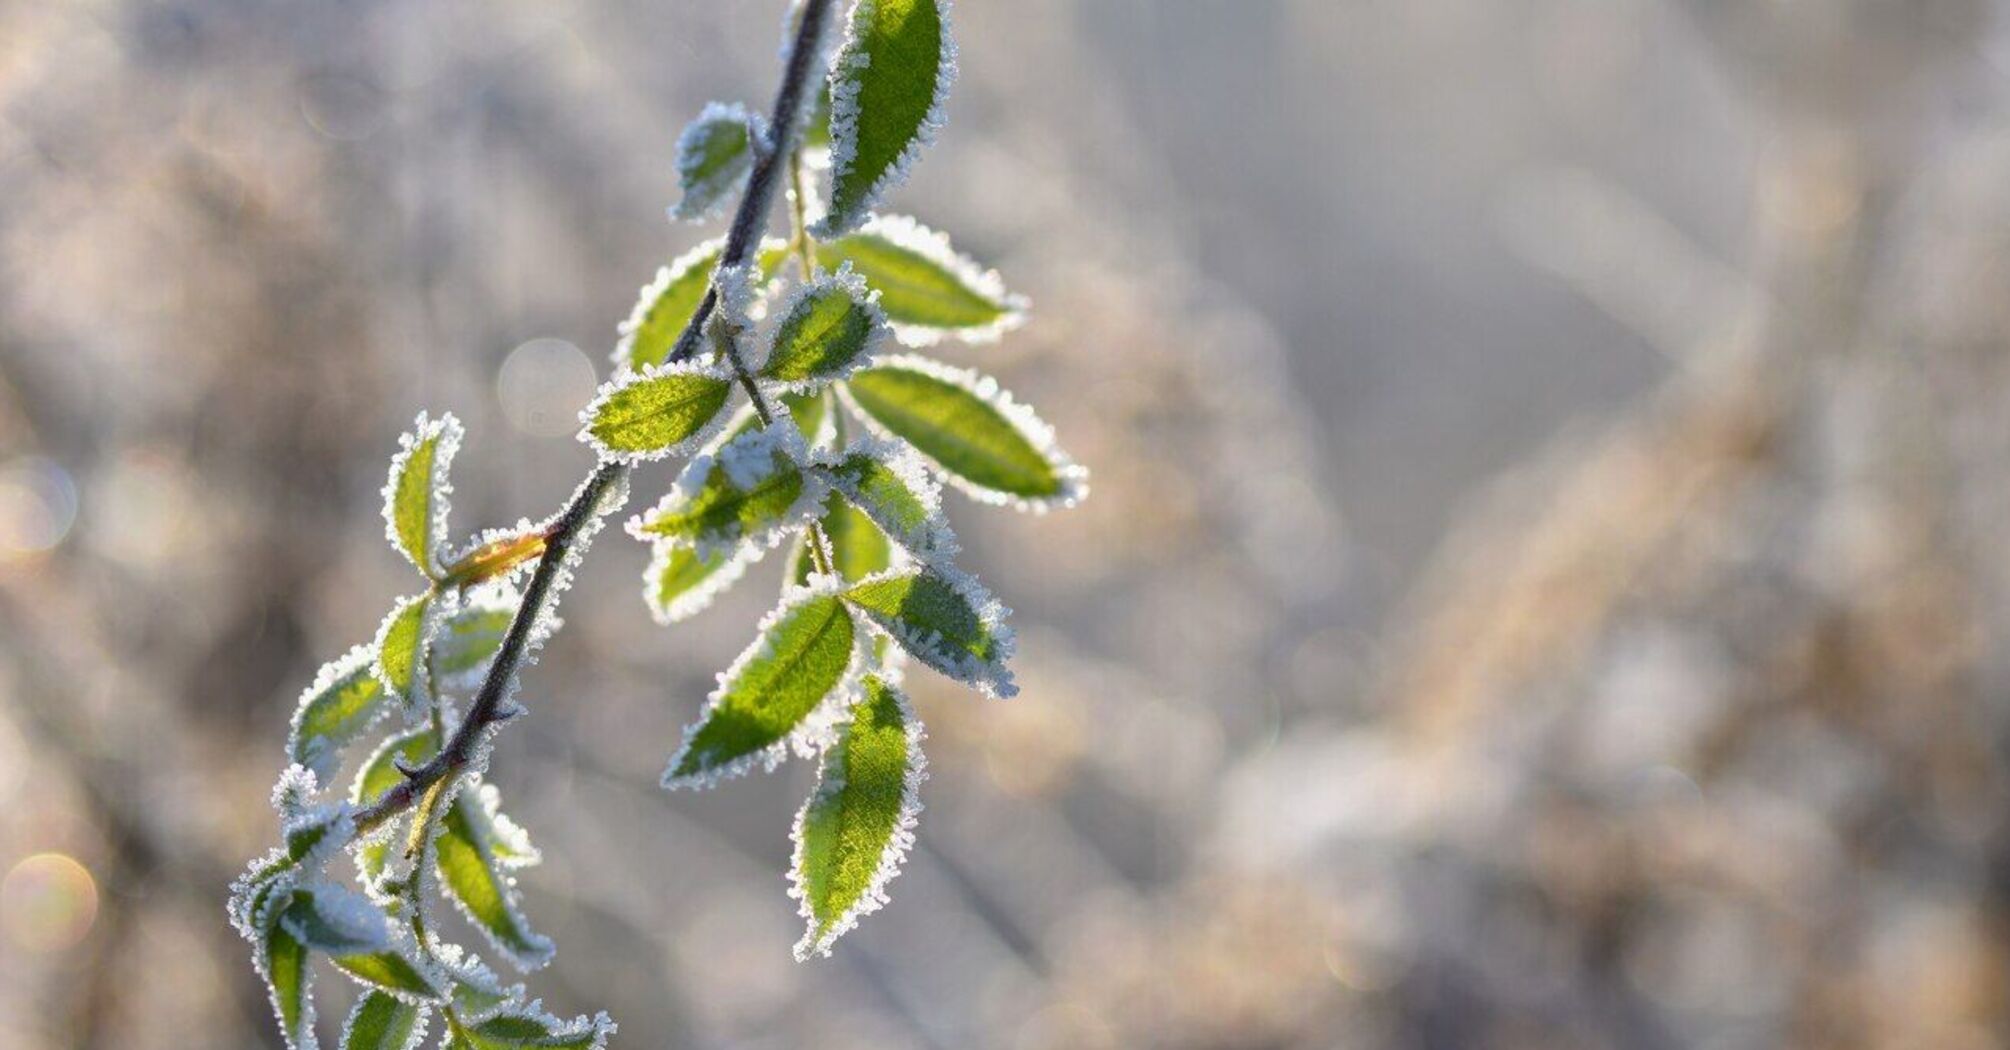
[6,1,2010,1047]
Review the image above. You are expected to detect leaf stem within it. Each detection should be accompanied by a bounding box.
[352,0,838,837]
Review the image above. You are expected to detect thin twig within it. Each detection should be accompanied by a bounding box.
[354,0,838,836]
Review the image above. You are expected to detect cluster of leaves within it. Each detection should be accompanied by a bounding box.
[231,0,1083,1045]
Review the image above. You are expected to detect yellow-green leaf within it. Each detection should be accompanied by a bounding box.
[792,675,923,958]
[664,590,859,788]
[579,362,734,460]
[842,567,1014,698]
[289,645,392,783]
[757,270,885,387]
[845,356,1082,506]
[816,216,1022,342]
[383,413,462,579]
[817,0,954,237]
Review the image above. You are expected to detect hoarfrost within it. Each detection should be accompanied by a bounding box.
[814,0,958,238]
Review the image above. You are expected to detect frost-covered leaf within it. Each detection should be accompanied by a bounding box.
[842,567,1015,698]
[845,355,1086,508]
[791,675,924,959]
[816,0,955,237]
[816,216,1024,344]
[445,1004,616,1050]
[643,542,762,625]
[431,586,518,692]
[259,923,316,1050]
[819,439,954,560]
[340,991,428,1050]
[784,388,835,446]
[373,593,439,716]
[436,787,554,972]
[790,498,892,587]
[290,645,392,784]
[671,102,762,222]
[329,947,442,1000]
[617,239,791,372]
[280,882,393,955]
[383,412,462,579]
[628,423,828,558]
[578,361,735,460]
[756,268,886,388]
[664,585,862,788]
[436,950,524,1024]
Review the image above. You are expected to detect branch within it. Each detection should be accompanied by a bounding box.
[354,0,838,836]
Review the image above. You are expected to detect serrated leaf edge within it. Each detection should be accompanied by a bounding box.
[789,677,927,960]
[845,213,1027,346]
[841,352,1088,511]
[661,579,871,791]
[382,411,463,579]
[814,0,958,238]
[670,101,766,223]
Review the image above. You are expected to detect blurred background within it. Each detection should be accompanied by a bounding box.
[6,0,2010,1046]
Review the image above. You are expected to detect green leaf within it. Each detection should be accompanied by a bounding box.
[289,645,392,783]
[845,355,1085,507]
[618,239,792,372]
[259,923,315,1050]
[816,0,954,237]
[792,675,924,959]
[341,991,428,1050]
[790,497,893,588]
[671,102,759,222]
[816,216,1023,343]
[446,1005,615,1050]
[629,425,827,559]
[820,441,953,559]
[435,788,554,971]
[330,948,442,999]
[579,362,735,460]
[279,883,391,955]
[842,567,1015,698]
[431,586,517,691]
[643,542,757,625]
[756,269,886,387]
[784,388,834,446]
[373,593,436,715]
[664,589,860,788]
[383,412,461,579]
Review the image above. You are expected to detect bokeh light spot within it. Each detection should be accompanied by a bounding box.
[0,456,78,561]
[1,852,99,954]
[498,338,599,438]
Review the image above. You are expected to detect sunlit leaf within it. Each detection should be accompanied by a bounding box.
[373,593,438,717]
[756,268,886,388]
[816,0,955,237]
[258,923,315,1050]
[671,102,761,222]
[340,991,428,1050]
[663,587,861,788]
[290,645,392,784]
[642,541,760,625]
[445,1004,615,1050]
[816,215,1023,344]
[618,239,793,373]
[628,423,827,558]
[578,361,735,460]
[383,412,462,579]
[845,355,1086,508]
[791,675,924,958]
[435,784,554,972]
[279,882,392,956]
[789,497,892,588]
[842,567,1015,698]
[819,439,954,560]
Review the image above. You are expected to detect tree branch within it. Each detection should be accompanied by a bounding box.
[354,0,838,836]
